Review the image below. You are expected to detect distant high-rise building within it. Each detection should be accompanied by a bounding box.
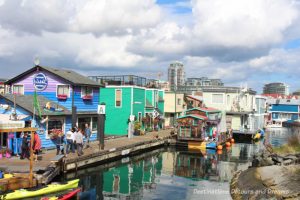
[168,61,185,91]
[263,82,289,95]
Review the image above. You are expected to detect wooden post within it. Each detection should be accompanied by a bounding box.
[29,131,34,187]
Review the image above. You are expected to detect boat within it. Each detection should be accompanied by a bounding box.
[206,142,217,149]
[40,188,81,200]
[0,179,79,200]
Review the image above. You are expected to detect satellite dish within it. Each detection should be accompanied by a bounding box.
[34,57,40,66]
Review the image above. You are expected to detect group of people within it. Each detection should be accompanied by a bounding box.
[20,132,41,161]
[19,123,92,160]
[56,123,92,156]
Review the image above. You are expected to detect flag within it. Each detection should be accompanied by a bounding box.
[33,90,42,119]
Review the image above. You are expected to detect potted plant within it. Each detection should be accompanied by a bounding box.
[134,121,142,136]
[57,94,68,100]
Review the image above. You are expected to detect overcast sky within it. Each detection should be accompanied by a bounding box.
[0,0,300,93]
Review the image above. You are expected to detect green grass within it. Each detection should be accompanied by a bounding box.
[273,135,300,154]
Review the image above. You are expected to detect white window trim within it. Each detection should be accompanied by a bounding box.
[115,89,122,108]
[12,84,24,95]
[56,84,71,98]
[81,86,94,98]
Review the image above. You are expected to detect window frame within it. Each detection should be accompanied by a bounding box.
[115,89,122,108]
[81,86,93,98]
[12,84,24,95]
[56,84,70,98]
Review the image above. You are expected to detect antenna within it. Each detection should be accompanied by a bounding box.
[34,57,40,66]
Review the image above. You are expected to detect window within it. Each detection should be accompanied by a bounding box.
[227,95,230,105]
[13,85,24,94]
[115,89,122,107]
[92,117,97,132]
[212,94,223,104]
[177,98,181,105]
[78,117,91,132]
[81,86,93,97]
[57,85,70,97]
[47,119,64,139]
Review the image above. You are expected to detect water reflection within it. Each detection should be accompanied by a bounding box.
[64,129,293,200]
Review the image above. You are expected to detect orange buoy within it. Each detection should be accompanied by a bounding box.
[217,145,223,150]
[231,138,235,143]
[225,142,231,147]
[217,150,222,155]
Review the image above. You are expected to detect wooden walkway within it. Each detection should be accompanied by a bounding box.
[0,130,173,184]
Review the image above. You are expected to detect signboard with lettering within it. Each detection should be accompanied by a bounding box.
[33,73,48,91]
[98,105,106,114]
[0,121,25,129]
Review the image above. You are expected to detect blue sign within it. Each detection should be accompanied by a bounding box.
[33,73,48,91]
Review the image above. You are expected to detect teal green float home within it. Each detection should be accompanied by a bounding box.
[91,75,165,136]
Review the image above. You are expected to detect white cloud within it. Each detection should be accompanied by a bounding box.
[70,0,162,35]
[191,0,299,48]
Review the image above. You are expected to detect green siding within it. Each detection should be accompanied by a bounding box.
[100,87,132,135]
[133,88,146,118]
[146,90,154,106]
[158,90,164,115]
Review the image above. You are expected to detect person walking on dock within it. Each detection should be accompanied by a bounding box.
[20,133,30,159]
[33,132,41,161]
[84,123,92,149]
[74,128,84,156]
[66,128,75,154]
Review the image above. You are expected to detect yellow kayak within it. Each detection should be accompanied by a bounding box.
[0,179,79,200]
[253,133,261,140]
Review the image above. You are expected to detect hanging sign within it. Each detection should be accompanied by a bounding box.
[33,73,48,91]
[98,105,106,114]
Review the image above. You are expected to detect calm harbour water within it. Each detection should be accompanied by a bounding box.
[63,128,293,200]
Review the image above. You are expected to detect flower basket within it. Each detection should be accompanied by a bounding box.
[57,94,68,100]
[50,129,63,139]
[82,95,93,100]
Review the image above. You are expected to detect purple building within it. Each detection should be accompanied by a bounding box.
[4,65,102,148]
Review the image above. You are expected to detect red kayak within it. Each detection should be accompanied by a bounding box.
[58,188,81,200]
[41,188,81,200]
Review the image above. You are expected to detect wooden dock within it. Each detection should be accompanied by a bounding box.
[0,130,174,185]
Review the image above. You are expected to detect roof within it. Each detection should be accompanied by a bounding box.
[177,114,208,121]
[0,94,71,116]
[186,107,220,113]
[262,94,298,99]
[186,95,203,102]
[6,65,103,87]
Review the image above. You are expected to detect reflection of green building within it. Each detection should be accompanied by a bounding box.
[103,156,163,197]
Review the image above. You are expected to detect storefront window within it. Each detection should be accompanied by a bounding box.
[13,85,24,95]
[48,119,64,139]
[78,117,91,131]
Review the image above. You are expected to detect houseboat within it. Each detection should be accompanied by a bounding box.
[88,75,165,136]
[265,97,300,128]
[177,107,223,149]
[3,65,102,149]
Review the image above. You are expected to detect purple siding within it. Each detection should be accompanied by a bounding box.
[12,69,72,94]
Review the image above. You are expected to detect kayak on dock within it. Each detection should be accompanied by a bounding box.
[40,188,81,200]
[0,179,79,200]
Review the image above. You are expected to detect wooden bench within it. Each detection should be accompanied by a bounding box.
[50,155,64,163]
